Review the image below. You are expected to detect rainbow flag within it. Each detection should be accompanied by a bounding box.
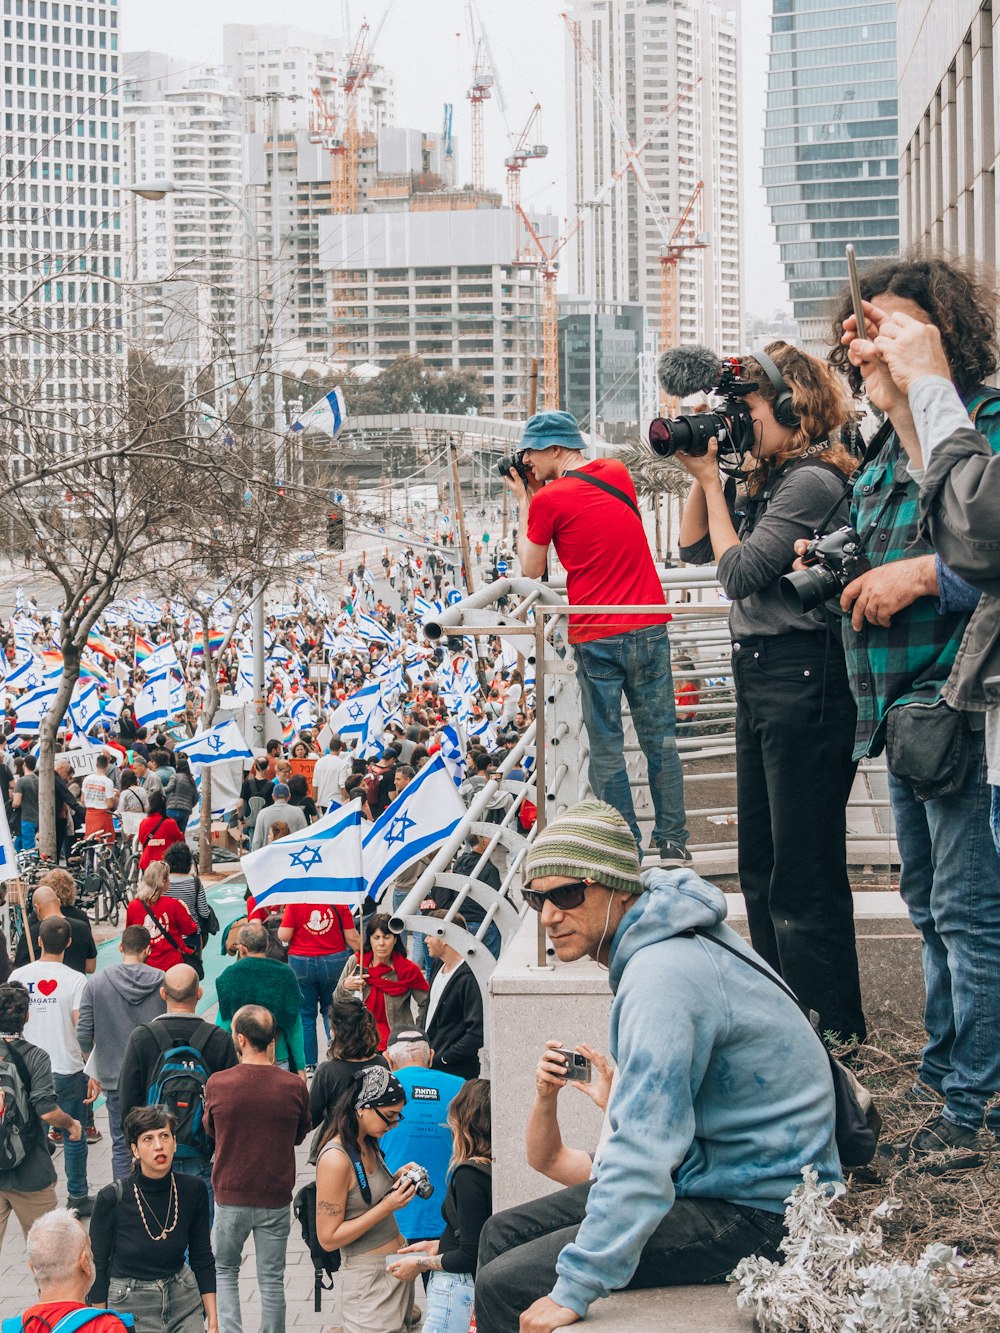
[134,634,155,664]
[190,628,226,658]
[86,629,117,661]
[280,718,295,744]
[41,650,64,678]
[80,655,112,686]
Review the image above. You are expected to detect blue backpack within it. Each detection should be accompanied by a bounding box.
[4,1310,134,1333]
[145,1023,213,1159]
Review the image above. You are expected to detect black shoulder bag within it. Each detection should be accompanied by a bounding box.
[689,929,881,1169]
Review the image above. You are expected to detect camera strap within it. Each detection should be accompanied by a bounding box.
[563,469,641,517]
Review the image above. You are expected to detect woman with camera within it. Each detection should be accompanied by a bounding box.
[677,341,866,1044]
[315,1064,421,1333]
[387,1079,493,1333]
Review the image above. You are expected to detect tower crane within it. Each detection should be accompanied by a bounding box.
[660,181,709,357]
[308,1,394,214]
[515,84,698,408]
[505,103,547,210]
[466,4,494,194]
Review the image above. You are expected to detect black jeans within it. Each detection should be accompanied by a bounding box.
[733,631,866,1042]
[474,1182,785,1333]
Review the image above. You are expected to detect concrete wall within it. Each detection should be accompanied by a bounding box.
[489,892,923,1211]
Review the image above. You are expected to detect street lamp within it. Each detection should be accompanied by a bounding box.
[127,179,268,752]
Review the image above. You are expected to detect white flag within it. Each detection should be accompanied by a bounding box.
[174,719,253,770]
[362,756,466,903]
[241,800,365,911]
[0,800,18,883]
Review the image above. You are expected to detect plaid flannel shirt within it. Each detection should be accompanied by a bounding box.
[845,391,1000,760]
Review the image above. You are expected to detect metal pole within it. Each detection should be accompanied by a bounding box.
[449,435,476,594]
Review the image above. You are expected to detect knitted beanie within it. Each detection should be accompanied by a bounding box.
[524,800,642,896]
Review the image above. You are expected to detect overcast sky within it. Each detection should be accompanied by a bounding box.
[121,0,790,324]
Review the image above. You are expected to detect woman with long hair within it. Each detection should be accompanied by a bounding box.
[677,341,866,1043]
[315,1066,420,1333]
[388,1079,493,1333]
[137,787,184,872]
[336,913,429,1049]
[125,862,197,972]
[308,998,387,1162]
[88,1107,217,1333]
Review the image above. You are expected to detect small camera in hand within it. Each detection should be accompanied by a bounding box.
[400,1165,434,1199]
[554,1048,592,1083]
[779,526,870,615]
[498,450,531,487]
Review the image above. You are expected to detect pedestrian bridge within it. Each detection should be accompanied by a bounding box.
[338,413,611,452]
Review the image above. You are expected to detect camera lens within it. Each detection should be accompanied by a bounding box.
[778,566,840,616]
[648,413,716,458]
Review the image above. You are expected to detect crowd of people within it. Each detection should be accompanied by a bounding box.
[6,249,1000,1333]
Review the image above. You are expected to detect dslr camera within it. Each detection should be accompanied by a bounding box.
[497,449,531,487]
[400,1164,434,1199]
[648,358,758,461]
[779,527,870,615]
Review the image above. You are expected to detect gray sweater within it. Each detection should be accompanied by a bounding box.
[680,462,852,640]
[77,962,166,1089]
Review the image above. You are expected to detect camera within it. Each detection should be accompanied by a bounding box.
[554,1048,592,1083]
[400,1164,434,1199]
[498,449,531,486]
[778,527,870,615]
[648,359,758,461]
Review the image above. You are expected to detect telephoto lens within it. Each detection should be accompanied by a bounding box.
[648,412,727,458]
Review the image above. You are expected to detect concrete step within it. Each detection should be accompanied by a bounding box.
[586,1285,755,1330]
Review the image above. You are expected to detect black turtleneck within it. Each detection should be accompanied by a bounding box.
[88,1169,215,1302]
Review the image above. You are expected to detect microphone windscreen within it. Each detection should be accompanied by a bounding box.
[656,344,720,398]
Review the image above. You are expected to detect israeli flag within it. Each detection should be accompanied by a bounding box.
[6,655,43,691]
[242,799,365,909]
[354,608,395,647]
[362,756,466,903]
[134,672,185,727]
[413,595,443,622]
[439,723,466,783]
[289,387,345,439]
[12,684,59,736]
[289,695,315,730]
[327,680,383,742]
[175,719,253,769]
[469,715,498,753]
[127,597,161,626]
[142,641,182,681]
[69,679,103,735]
[0,797,18,883]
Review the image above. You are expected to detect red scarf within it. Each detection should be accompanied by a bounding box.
[361,952,430,1048]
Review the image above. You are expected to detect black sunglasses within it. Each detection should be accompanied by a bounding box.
[372,1107,404,1128]
[522,880,590,913]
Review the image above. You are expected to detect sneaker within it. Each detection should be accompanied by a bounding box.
[86,1125,102,1144]
[48,1128,63,1145]
[657,841,692,868]
[67,1195,95,1218]
[305,1065,316,1077]
[879,1114,986,1174]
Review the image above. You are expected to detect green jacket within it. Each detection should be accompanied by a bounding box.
[215,955,306,1072]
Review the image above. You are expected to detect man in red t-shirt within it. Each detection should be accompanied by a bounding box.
[506,410,689,865]
[277,903,361,1072]
[17,1207,129,1333]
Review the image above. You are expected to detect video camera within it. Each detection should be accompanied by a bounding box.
[648,348,760,463]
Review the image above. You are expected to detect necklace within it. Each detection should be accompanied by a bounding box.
[133,1174,179,1242]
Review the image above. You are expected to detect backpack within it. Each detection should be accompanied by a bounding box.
[144,1023,213,1159]
[4,1311,135,1333]
[294,1139,376,1312]
[0,1038,39,1172]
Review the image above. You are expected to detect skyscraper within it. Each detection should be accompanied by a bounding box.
[763,0,899,345]
[1,0,122,461]
[564,0,741,357]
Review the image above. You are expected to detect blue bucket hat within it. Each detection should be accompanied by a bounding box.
[520,411,586,452]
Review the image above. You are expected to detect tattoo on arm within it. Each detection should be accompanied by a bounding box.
[317,1201,344,1217]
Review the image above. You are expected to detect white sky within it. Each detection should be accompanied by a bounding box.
[120,0,790,325]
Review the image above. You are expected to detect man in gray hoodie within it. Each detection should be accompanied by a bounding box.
[77,925,165,1179]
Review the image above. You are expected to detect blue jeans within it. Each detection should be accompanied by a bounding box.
[573,625,688,848]
[52,1070,89,1198]
[423,1270,475,1333]
[173,1155,215,1230]
[16,819,37,852]
[889,729,1000,1130]
[213,1202,291,1333]
[289,950,351,1067]
[105,1088,133,1181]
[167,808,191,832]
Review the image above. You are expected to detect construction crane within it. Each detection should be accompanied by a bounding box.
[466,3,494,194]
[514,84,698,408]
[308,2,394,214]
[442,102,455,185]
[564,14,711,357]
[505,103,547,210]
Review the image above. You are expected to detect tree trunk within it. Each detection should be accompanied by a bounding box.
[198,609,221,877]
[199,766,214,876]
[38,644,81,861]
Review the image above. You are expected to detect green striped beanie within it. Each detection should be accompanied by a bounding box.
[524,800,642,896]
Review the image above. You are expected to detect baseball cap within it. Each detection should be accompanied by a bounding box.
[386,1024,430,1046]
[520,410,586,452]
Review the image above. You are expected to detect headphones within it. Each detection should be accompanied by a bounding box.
[753,350,800,429]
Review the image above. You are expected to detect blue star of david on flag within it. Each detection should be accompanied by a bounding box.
[206,732,224,753]
[288,845,323,872]
[384,811,417,847]
[348,702,364,720]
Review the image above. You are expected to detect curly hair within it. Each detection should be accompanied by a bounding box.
[742,342,855,495]
[827,253,1000,397]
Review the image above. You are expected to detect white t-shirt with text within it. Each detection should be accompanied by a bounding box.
[9,960,87,1075]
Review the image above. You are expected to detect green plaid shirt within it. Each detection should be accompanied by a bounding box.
[845,393,1000,760]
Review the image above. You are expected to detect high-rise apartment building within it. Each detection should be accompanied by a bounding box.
[897,0,998,265]
[763,0,899,345]
[564,0,741,356]
[121,57,244,374]
[1,0,122,461]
